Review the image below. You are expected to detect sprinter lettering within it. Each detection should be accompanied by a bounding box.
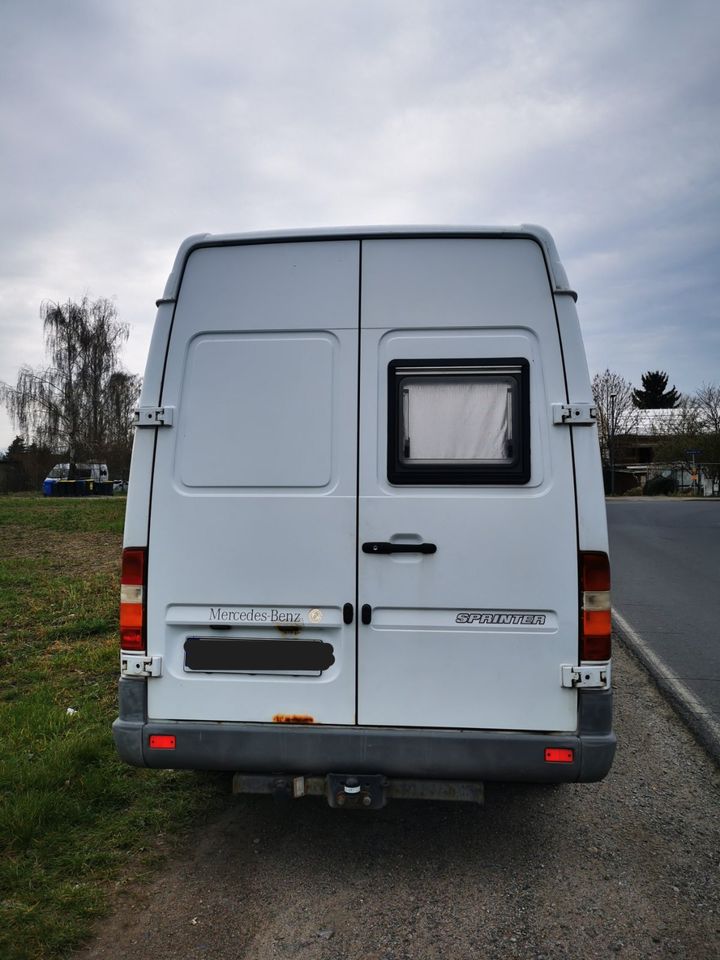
[455,612,547,625]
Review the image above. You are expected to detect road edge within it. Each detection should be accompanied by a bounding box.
[613,608,720,766]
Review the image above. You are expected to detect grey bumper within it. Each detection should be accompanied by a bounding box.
[113,679,615,783]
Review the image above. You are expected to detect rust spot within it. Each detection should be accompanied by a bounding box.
[272,714,315,724]
[276,624,302,636]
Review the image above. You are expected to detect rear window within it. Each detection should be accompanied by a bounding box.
[387,358,530,484]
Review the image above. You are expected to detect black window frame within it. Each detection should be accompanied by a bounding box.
[387,357,531,485]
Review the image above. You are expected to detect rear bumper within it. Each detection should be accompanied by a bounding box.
[113,680,615,783]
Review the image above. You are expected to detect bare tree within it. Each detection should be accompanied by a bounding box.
[694,383,720,434]
[1,297,139,464]
[591,369,638,464]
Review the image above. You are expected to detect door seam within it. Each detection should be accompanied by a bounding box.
[354,240,363,725]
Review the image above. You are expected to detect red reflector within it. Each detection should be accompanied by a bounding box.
[545,748,574,763]
[149,735,176,749]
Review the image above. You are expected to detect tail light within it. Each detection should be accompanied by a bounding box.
[580,551,611,661]
[120,547,146,652]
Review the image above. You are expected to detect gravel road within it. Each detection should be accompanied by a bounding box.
[77,642,720,960]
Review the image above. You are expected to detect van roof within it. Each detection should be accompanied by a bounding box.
[159,224,576,303]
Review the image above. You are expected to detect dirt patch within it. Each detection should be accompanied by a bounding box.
[0,525,121,577]
[75,642,720,960]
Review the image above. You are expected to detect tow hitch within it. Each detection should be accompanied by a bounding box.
[327,774,386,809]
[232,773,484,807]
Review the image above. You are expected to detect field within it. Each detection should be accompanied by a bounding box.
[0,495,227,960]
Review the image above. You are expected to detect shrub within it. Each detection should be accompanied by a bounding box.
[643,474,677,496]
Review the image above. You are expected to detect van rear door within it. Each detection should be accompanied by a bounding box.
[146,233,579,733]
[356,238,579,731]
[146,240,359,724]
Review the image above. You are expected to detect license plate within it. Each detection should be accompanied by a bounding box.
[183,637,335,675]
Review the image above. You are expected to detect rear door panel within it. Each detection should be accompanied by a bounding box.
[356,239,578,731]
[147,241,359,724]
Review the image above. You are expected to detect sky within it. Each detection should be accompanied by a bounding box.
[1,0,718,451]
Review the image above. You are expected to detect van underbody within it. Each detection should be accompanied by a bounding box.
[114,226,616,802]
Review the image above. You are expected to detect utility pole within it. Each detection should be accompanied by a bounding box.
[610,392,617,496]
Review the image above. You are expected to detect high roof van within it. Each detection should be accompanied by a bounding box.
[114,226,615,808]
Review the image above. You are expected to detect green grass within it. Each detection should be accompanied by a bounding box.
[0,493,125,534]
[0,494,229,960]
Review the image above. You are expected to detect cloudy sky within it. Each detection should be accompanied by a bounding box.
[1,0,718,450]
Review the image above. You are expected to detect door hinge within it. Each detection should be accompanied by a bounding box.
[561,663,610,689]
[134,406,174,428]
[121,654,163,678]
[552,402,597,426]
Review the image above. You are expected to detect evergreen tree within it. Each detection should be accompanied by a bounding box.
[6,435,26,458]
[632,370,680,409]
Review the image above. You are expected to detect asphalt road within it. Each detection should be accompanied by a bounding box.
[607,499,720,737]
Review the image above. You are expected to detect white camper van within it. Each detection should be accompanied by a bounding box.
[114,226,615,807]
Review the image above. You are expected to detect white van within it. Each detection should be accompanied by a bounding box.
[114,226,615,807]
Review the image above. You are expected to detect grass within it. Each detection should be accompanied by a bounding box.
[0,494,229,960]
[0,493,126,534]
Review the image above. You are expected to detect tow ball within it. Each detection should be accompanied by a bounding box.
[327,773,386,810]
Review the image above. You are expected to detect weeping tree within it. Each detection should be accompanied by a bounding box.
[1,297,141,465]
[105,370,142,447]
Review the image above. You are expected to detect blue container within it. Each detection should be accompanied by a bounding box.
[42,479,56,497]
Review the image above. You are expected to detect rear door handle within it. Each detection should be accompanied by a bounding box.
[362,541,437,555]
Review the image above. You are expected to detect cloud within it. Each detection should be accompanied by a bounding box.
[1,0,719,447]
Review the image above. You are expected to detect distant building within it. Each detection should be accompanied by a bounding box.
[612,410,715,495]
[616,409,685,465]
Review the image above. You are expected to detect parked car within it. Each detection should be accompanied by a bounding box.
[43,462,114,496]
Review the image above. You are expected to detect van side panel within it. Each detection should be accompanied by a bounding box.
[554,294,609,552]
[123,301,176,547]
